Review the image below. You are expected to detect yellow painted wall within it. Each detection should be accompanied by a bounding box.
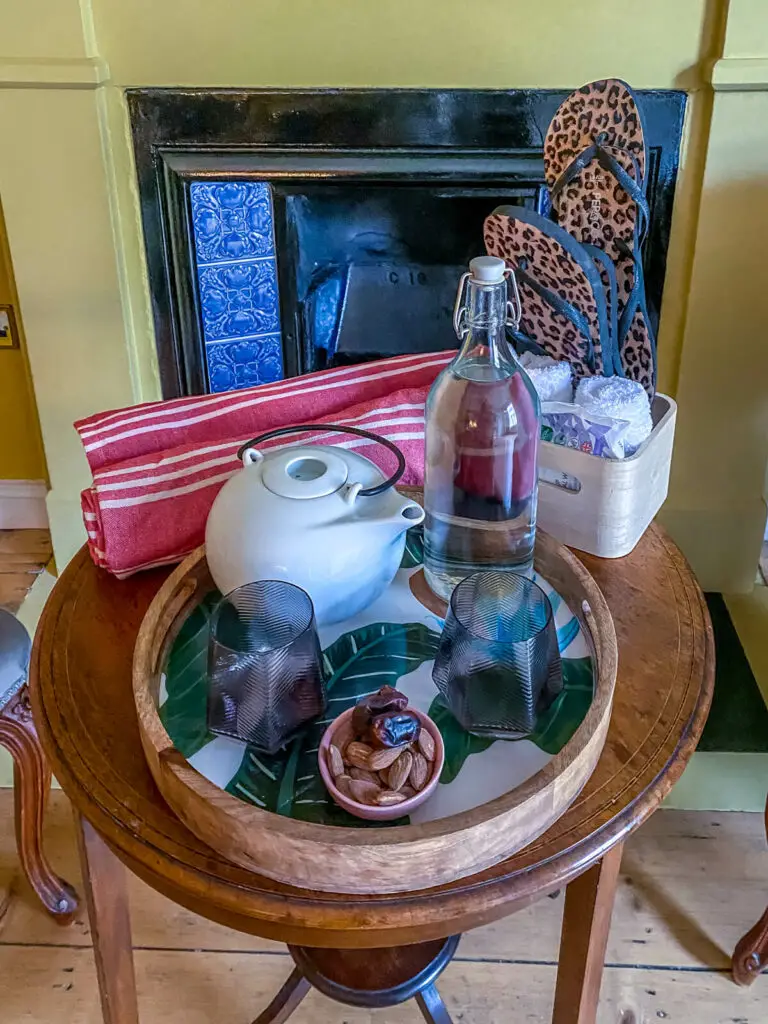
[661,0,768,591]
[0,201,46,481]
[1,0,87,58]
[717,0,768,699]
[664,87,768,589]
[89,0,712,90]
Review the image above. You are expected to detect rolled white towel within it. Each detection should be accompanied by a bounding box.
[519,352,573,403]
[575,376,653,453]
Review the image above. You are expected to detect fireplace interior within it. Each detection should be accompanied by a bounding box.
[129,89,685,398]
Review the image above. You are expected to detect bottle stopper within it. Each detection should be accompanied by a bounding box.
[469,255,506,284]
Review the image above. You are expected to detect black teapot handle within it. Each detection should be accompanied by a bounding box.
[237,424,407,498]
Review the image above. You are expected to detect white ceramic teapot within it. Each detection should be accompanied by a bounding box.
[205,425,425,626]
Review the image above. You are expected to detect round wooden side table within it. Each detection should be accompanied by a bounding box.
[30,525,714,1024]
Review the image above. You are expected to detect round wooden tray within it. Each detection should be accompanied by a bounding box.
[133,529,617,895]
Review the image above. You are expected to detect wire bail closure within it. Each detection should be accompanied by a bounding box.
[452,267,522,341]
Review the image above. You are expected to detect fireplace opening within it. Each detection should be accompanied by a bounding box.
[286,184,548,374]
[129,89,685,398]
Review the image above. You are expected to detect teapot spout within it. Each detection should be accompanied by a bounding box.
[344,483,424,535]
[386,496,425,535]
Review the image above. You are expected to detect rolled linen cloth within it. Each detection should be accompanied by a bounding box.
[519,351,573,403]
[80,382,437,579]
[575,375,653,454]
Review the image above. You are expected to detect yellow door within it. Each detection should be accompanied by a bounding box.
[0,198,46,484]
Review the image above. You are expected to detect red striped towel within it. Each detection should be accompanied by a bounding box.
[76,351,453,472]
[77,353,453,578]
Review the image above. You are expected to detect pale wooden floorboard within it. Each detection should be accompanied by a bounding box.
[0,527,51,611]
[2,791,765,973]
[1,945,767,1024]
[1,792,768,1020]
[0,528,52,564]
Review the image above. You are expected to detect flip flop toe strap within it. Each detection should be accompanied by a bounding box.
[613,238,657,378]
[550,139,650,242]
[581,244,619,376]
[514,260,596,371]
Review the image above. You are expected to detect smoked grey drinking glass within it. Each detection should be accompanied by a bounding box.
[207,580,327,754]
[432,571,562,738]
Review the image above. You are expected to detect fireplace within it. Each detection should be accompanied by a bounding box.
[129,89,685,399]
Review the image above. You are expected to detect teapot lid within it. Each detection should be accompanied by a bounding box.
[261,447,350,500]
[238,423,406,498]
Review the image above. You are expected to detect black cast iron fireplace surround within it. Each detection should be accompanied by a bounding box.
[128,88,685,399]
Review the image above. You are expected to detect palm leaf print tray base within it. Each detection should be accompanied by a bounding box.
[156,526,596,830]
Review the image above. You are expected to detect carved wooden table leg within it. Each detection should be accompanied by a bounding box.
[0,686,78,921]
[552,841,624,1024]
[732,795,768,985]
[75,813,139,1024]
[732,907,768,985]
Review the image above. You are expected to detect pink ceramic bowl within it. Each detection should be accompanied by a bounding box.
[318,706,445,821]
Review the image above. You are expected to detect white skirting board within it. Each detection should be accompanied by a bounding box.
[0,480,48,529]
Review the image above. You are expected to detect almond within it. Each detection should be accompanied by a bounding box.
[400,785,417,799]
[348,779,381,806]
[375,790,407,806]
[368,744,408,771]
[410,751,429,791]
[417,729,436,762]
[349,767,381,787]
[345,741,374,770]
[387,749,413,792]
[333,720,355,752]
[328,744,345,778]
[335,774,353,797]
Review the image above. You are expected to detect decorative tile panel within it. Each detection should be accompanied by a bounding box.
[206,336,284,394]
[189,181,284,392]
[198,262,280,342]
[191,182,276,263]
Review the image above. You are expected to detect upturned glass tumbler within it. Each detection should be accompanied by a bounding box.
[207,580,327,754]
[432,571,562,738]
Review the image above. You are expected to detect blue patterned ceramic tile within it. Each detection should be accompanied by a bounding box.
[189,180,284,391]
[198,261,280,342]
[190,182,276,264]
[206,336,284,394]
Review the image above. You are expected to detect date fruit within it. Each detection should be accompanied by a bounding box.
[369,711,421,750]
[351,685,408,735]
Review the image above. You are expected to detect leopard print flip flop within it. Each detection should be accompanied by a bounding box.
[484,205,611,380]
[544,79,656,395]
